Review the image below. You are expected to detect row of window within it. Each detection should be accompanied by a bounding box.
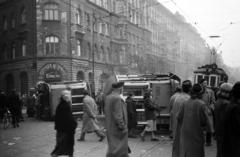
[44,35,121,64]
[0,42,27,61]
[1,7,26,31]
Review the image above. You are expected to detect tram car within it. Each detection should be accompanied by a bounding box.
[194,63,228,89]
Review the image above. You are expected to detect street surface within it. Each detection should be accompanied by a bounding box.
[0,117,216,157]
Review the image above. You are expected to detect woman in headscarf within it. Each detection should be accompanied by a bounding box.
[51,90,77,157]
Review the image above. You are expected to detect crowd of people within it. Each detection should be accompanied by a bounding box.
[169,80,240,157]
[0,89,32,128]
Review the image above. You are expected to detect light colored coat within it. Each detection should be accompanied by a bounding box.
[171,93,190,157]
[105,91,129,157]
[81,95,100,133]
[178,98,210,157]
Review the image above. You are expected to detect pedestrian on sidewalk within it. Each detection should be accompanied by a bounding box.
[223,82,240,157]
[171,80,192,157]
[78,89,105,142]
[105,81,129,157]
[126,93,137,138]
[214,83,232,157]
[51,90,77,157]
[140,90,159,141]
[177,84,211,157]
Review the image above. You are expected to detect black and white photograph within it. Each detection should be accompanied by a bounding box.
[0,0,240,157]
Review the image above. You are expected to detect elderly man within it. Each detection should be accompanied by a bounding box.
[105,81,129,157]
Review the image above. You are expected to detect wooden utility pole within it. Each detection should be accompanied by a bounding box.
[91,9,96,94]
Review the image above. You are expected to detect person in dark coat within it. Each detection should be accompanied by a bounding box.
[51,90,77,157]
[126,93,137,138]
[140,90,159,141]
[8,90,21,128]
[105,81,129,157]
[178,84,211,157]
[223,82,240,157]
[214,83,233,157]
[0,90,7,119]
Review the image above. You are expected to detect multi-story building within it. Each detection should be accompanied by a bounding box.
[0,0,211,94]
[0,0,131,94]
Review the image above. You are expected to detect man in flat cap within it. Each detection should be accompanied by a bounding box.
[104,81,129,157]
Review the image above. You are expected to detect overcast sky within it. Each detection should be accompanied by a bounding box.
[159,0,240,67]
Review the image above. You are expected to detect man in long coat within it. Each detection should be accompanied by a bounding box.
[105,82,129,157]
[178,84,211,157]
[200,79,216,146]
[171,80,192,157]
[78,89,105,142]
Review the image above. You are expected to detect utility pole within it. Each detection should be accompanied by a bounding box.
[68,0,73,80]
[91,9,96,94]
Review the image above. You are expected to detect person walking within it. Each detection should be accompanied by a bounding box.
[171,80,192,157]
[178,84,211,157]
[223,82,240,157]
[105,81,129,157]
[51,90,77,157]
[214,83,233,157]
[126,93,137,138]
[200,79,216,146]
[140,90,159,141]
[78,89,105,142]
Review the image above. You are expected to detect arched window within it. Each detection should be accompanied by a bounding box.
[76,71,84,81]
[11,14,16,29]
[44,3,59,21]
[22,41,27,57]
[0,44,7,60]
[20,7,26,24]
[76,9,82,25]
[77,40,81,56]
[101,46,106,62]
[45,36,60,55]
[5,73,14,94]
[11,43,16,59]
[3,16,7,31]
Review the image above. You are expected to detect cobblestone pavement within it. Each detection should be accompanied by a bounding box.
[0,117,216,157]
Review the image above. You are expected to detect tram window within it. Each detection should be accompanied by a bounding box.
[123,86,148,96]
[197,75,203,83]
[71,88,84,95]
[204,76,209,84]
[210,76,216,87]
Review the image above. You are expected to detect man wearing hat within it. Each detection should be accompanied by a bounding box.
[178,84,211,157]
[105,81,129,157]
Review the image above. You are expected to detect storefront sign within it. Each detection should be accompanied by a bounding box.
[39,63,66,82]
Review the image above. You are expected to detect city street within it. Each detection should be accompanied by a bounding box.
[0,116,216,157]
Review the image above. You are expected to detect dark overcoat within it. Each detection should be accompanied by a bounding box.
[126,97,137,130]
[223,102,240,157]
[52,99,77,156]
[105,91,129,157]
[178,98,210,157]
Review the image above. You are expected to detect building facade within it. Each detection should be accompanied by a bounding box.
[0,0,211,94]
